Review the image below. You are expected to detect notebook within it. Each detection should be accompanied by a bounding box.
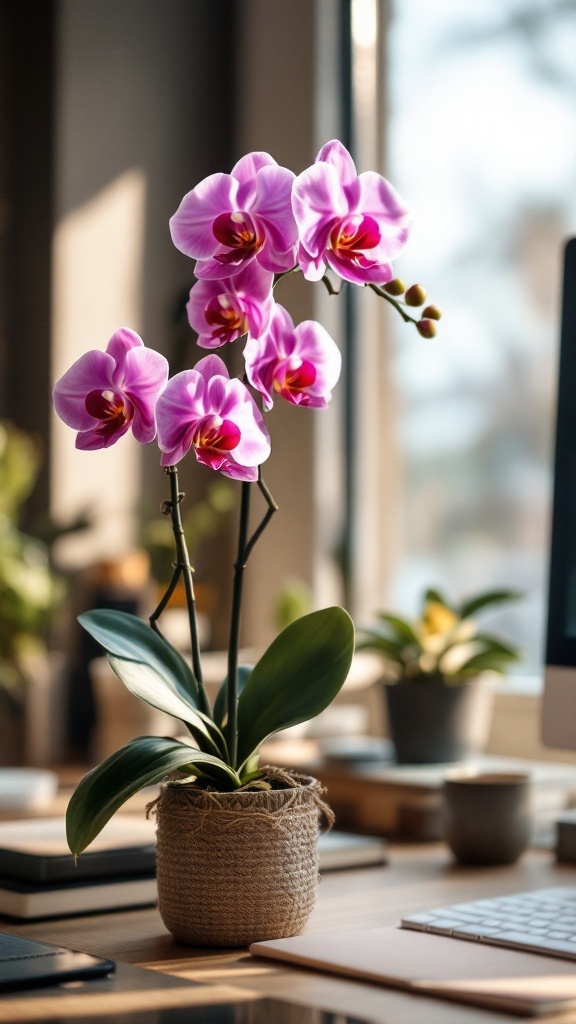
[0,814,156,883]
[250,926,576,1016]
[0,931,114,991]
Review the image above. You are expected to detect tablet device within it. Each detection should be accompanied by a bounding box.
[0,931,115,991]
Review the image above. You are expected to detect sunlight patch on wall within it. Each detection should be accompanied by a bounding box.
[51,169,146,568]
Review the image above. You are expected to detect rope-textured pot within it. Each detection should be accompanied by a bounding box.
[154,771,331,947]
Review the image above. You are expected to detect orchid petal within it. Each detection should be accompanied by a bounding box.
[157,358,270,476]
[257,243,297,274]
[292,162,346,257]
[233,151,277,206]
[106,328,144,382]
[169,173,239,261]
[297,244,326,282]
[75,419,132,451]
[122,347,169,443]
[187,264,273,348]
[245,304,340,410]
[251,165,297,254]
[315,139,357,184]
[326,250,394,285]
[53,351,116,431]
[356,171,412,261]
[293,142,410,285]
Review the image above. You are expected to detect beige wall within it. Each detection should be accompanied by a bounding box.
[233,0,346,650]
[50,0,236,567]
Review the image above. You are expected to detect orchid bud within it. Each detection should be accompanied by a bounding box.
[422,304,442,321]
[405,284,427,307]
[383,278,406,296]
[417,318,437,339]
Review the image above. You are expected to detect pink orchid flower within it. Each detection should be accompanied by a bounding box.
[52,328,169,450]
[170,152,298,280]
[292,139,411,285]
[187,262,274,349]
[156,354,271,480]
[244,304,341,411]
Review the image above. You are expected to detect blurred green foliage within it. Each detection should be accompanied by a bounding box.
[0,421,64,692]
[140,479,235,583]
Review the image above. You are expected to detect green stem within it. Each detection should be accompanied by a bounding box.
[367,282,419,324]
[273,266,300,290]
[227,481,251,767]
[225,473,279,767]
[149,564,182,643]
[245,475,278,560]
[157,466,209,716]
[321,273,342,297]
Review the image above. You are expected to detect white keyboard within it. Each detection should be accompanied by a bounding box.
[401,886,576,959]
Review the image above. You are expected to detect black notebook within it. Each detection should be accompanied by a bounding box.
[0,814,156,883]
[0,931,114,991]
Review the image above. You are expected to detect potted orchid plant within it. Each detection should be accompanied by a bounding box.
[53,140,439,945]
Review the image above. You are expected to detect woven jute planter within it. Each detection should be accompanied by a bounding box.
[153,771,331,947]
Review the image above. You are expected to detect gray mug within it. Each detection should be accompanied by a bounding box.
[442,771,532,865]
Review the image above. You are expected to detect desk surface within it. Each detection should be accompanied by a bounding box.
[2,843,576,1024]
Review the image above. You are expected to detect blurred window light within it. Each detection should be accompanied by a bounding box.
[385,0,576,676]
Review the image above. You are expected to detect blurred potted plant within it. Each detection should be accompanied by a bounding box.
[357,587,521,763]
[0,421,64,764]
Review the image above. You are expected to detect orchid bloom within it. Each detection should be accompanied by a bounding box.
[187,262,274,349]
[292,139,411,285]
[244,304,341,410]
[170,152,298,280]
[52,328,169,450]
[156,354,271,481]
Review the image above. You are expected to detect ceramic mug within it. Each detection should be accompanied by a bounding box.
[442,770,532,865]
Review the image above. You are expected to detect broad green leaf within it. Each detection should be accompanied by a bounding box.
[355,630,405,663]
[66,736,241,855]
[470,634,520,659]
[213,664,253,728]
[108,655,227,759]
[456,648,519,677]
[236,606,354,769]
[375,613,420,647]
[423,587,450,610]
[79,609,199,706]
[459,589,521,620]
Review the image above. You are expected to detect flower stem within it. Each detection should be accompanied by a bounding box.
[227,480,251,767]
[367,282,419,324]
[154,466,209,716]
[225,472,278,769]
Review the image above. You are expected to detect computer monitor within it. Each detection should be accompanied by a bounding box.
[542,236,576,751]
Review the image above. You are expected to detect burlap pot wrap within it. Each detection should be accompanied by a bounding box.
[154,772,330,947]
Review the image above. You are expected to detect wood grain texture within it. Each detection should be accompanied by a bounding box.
[2,844,576,1022]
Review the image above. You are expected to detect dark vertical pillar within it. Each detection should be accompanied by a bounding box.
[339,0,359,613]
[0,0,56,520]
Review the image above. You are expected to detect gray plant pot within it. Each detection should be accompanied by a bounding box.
[384,676,489,764]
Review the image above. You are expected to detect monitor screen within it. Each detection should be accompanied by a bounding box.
[542,237,576,750]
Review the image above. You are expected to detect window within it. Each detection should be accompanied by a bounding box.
[382,0,576,678]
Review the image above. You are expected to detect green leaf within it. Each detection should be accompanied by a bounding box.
[108,655,227,759]
[213,664,253,728]
[456,648,519,677]
[355,630,406,663]
[66,736,241,855]
[470,634,520,659]
[79,609,199,706]
[423,587,451,610]
[236,606,354,769]
[459,589,521,620]
[376,613,420,647]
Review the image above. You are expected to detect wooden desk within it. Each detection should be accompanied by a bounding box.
[2,843,576,1023]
